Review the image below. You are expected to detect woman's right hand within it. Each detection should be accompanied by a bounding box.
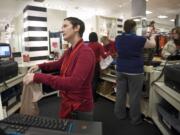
[28,65,39,73]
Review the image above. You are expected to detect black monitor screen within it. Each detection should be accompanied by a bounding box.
[0,43,11,58]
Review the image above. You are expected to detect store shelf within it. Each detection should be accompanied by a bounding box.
[99,68,153,117]
[0,74,24,93]
[100,76,116,83]
[152,115,170,135]
[7,102,21,116]
[97,91,116,102]
[153,82,180,111]
[0,74,24,120]
[100,69,117,83]
[149,82,180,135]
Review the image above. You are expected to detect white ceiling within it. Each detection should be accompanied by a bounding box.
[0,0,180,31]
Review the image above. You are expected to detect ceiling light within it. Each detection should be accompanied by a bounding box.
[146,11,152,14]
[146,0,149,2]
[170,19,175,22]
[133,19,141,22]
[118,4,122,8]
[158,15,168,19]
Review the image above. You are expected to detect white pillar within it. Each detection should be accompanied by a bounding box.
[175,14,180,27]
[23,5,49,61]
[131,0,146,17]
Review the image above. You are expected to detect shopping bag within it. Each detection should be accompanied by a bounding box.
[100,55,113,70]
[20,83,43,116]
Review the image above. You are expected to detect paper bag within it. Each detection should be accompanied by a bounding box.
[20,83,43,116]
[100,55,113,70]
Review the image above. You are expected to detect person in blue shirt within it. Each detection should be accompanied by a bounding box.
[114,19,156,125]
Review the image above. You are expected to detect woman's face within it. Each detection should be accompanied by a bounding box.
[62,20,79,42]
[172,30,179,39]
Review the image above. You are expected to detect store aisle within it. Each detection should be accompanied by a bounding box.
[38,95,162,135]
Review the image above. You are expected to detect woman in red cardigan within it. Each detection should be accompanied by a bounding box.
[88,32,107,102]
[23,17,95,120]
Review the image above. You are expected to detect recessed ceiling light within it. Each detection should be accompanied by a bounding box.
[118,4,122,8]
[158,15,168,19]
[146,11,152,14]
[146,0,149,2]
[170,19,175,22]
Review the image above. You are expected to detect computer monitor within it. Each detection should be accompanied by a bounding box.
[0,43,11,58]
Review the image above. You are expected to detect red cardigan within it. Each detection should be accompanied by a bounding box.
[103,40,116,56]
[88,42,107,63]
[33,40,95,118]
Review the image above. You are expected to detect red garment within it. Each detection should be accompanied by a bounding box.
[33,40,95,118]
[103,40,116,56]
[88,42,107,63]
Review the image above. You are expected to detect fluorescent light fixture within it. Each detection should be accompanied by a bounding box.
[34,0,45,2]
[158,15,168,19]
[146,10,152,14]
[170,19,175,22]
[133,18,141,22]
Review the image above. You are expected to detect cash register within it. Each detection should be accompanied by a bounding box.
[0,43,18,83]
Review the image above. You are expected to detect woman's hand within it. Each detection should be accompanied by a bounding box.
[23,73,35,85]
[28,65,39,73]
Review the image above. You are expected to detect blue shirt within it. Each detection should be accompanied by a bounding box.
[115,33,146,73]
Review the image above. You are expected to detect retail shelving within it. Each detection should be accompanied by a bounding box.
[149,82,180,135]
[98,66,163,117]
[0,74,24,120]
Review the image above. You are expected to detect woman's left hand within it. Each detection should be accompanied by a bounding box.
[23,73,35,85]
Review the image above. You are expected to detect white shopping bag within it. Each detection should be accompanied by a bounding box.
[100,55,113,70]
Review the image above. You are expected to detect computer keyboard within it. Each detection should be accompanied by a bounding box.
[0,60,12,65]
[0,113,72,134]
[0,113,102,135]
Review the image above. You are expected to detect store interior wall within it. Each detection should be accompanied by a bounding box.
[47,9,66,32]
[9,8,67,53]
[0,0,176,53]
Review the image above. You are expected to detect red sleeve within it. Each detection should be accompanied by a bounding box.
[34,48,95,91]
[38,53,66,72]
[110,41,116,54]
[38,59,62,72]
[99,44,107,59]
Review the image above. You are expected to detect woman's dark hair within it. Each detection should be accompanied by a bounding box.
[173,26,180,45]
[171,27,176,33]
[124,19,136,33]
[64,17,85,37]
[89,32,98,42]
[175,26,180,37]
